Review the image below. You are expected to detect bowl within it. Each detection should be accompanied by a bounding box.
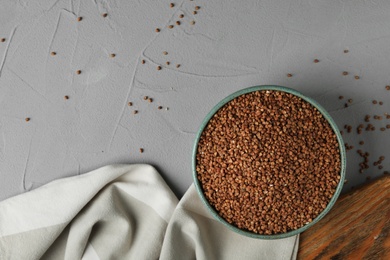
[192,85,346,239]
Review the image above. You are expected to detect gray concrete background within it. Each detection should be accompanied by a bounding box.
[0,0,389,200]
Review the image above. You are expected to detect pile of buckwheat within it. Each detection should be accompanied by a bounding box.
[196,90,341,235]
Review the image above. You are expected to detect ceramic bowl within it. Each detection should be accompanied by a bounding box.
[192,85,346,239]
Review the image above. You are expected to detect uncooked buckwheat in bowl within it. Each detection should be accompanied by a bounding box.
[192,85,346,239]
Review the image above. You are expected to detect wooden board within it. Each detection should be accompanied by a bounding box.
[298,176,390,259]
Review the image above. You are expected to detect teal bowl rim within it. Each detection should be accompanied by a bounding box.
[192,85,347,239]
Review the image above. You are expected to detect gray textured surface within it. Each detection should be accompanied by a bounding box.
[0,0,389,200]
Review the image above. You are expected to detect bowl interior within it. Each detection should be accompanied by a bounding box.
[192,85,346,239]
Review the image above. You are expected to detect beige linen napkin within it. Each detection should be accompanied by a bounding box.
[0,164,179,259]
[0,164,298,259]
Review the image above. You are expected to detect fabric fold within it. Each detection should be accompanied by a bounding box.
[0,164,179,260]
